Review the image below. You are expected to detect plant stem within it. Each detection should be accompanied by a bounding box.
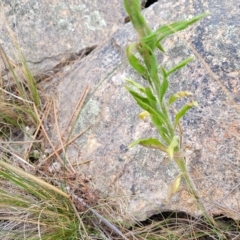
[176,157,217,226]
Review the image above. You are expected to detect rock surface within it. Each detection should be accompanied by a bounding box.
[0,0,126,77]
[56,0,240,221]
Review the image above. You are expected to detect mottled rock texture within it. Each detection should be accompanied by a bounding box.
[56,0,240,221]
[0,0,126,76]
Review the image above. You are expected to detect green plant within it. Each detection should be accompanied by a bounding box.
[123,0,216,226]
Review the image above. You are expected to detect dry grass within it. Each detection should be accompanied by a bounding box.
[0,22,128,238]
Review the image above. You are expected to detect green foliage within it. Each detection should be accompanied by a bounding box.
[124,0,216,226]
[124,0,208,155]
[129,138,168,152]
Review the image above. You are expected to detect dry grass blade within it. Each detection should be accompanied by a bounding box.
[0,145,34,169]
[32,104,72,173]
[53,99,75,173]
[24,101,51,160]
[0,159,69,198]
[62,86,90,139]
[39,125,91,168]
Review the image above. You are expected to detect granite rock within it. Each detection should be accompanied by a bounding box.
[56,0,240,221]
[0,0,126,77]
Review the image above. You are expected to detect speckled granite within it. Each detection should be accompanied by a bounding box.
[0,0,126,76]
[29,0,240,221]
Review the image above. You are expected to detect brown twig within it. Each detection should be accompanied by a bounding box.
[61,86,90,140]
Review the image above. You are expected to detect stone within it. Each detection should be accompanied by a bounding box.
[0,0,126,77]
[2,0,239,222]
[55,0,240,222]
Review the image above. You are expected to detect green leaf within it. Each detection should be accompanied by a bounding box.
[126,86,170,128]
[167,57,193,76]
[159,67,169,102]
[151,115,171,144]
[156,13,210,43]
[144,87,159,112]
[125,78,145,93]
[145,87,156,102]
[174,101,198,128]
[138,43,160,86]
[156,42,165,52]
[125,85,155,109]
[150,114,172,144]
[126,43,149,80]
[150,113,163,127]
[141,13,209,45]
[125,86,149,106]
[168,91,193,106]
[129,138,168,152]
[158,126,172,142]
[167,136,179,159]
[145,47,159,80]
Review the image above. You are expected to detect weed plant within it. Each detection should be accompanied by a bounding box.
[123,0,217,227]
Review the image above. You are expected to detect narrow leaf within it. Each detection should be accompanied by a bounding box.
[156,13,210,43]
[159,67,169,102]
[174,101,198,128]
[126,43,149,79]
[156,42,165,52]
[168,91,193,106]
[145,87,156,101]
[125,86,169,126]
[165,174,182,203]
[167,57,193,76]
[151,115,171,144]
[123,0,152,39]
[167,136,179,159]
[125,78,145,92]
[158,126,172,143]
[145,87,159,110]
[142,13,209,44]
[129,138,168,152]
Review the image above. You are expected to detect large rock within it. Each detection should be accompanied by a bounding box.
[0,0,126,77]
[55,0,240,221]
